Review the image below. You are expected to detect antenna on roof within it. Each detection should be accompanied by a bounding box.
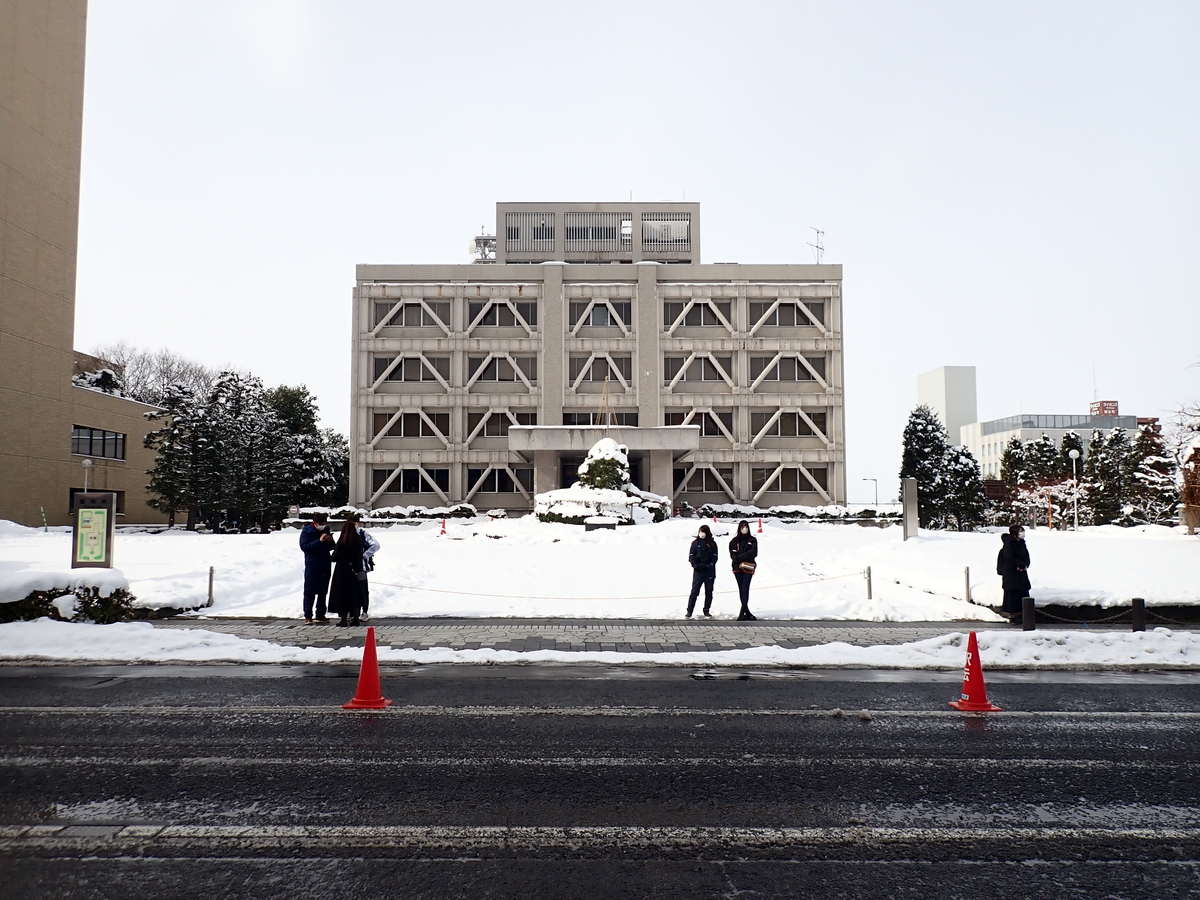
[808,227,825,264]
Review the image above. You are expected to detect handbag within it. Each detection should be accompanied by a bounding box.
[739,561,757,574]
[356,570,369,582]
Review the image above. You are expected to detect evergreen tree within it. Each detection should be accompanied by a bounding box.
[999,436,1026,486]
[143,384,208,529]
[1058,431,1086,482]
[1023,434,1059,482]
[942,446,988,531]
[1086,427,1134,524]
[265,385,320,435]
[899,405,950,528]
[321,429,350,506]
[1126,426,1178,524]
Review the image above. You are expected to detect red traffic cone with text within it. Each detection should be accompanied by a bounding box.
[757,518,763,534]
[439,519,446,535]
[343,626,393,709]
[949,631,1001,712]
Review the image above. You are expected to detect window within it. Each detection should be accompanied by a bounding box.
[570,301,631,329]
[664,301,731,328]
[373,412,449,438]
[749,356,825,382]
[71,425,126,460]
[664,356,731,382]
[468,411,536,437]
[663,411,732,436]
[467,301,537,328]
[642,214,691,246]
[569,355,631,383]
[469,355,536,383]
[752,467,829,493]
[373,302,450,328]
[467,467,533,493]
[373,468,449,494]
[563,412,638,426]
[673,467,734,493]
[749,301,825,328]
[750,411,827,437]
[373,356,449,383]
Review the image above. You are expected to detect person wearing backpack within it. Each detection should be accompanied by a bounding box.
[686,524,719,618]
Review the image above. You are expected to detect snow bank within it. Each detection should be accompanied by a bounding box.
[1,620,1198,668]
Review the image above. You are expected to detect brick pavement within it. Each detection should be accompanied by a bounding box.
[150,617,1153,655]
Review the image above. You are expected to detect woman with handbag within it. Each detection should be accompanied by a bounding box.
[728,519,758,621]
[328,521,365,627]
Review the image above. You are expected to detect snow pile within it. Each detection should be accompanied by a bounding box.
[1,620,1198,668]
[0,563,130,604]
[536,438,669,525]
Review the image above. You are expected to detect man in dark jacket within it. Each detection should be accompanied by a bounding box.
[729,520,759,621]
[299,513,334,624]
[997,524,1031,622]
[686,525,718,618]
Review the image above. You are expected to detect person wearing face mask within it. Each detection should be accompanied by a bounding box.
[729,519,758,621]
[997,523,1031,623]
[686,524,719,618]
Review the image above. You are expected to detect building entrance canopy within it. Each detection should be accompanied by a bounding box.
[508,426,699,453]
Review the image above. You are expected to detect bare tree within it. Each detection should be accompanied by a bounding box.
[90,342,220,406]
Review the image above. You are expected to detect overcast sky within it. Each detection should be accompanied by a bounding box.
[74,1,1200,503]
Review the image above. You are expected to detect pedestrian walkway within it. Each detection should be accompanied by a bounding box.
[151,617,1155,655]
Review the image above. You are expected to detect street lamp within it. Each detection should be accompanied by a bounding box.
[1068,449,1080,531]
[81,457,93,492]
[862,478,878,509]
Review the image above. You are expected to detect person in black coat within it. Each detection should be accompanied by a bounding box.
[729,519,759,621]
[299,513,334,624]
[328,521,365,627]
[997,524,1031,622]
[686,525,719,618]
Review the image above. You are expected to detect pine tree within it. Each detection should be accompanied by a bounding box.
[143,384,207,529]
[899,405,950,528]
[999,436,1026,487]
[1023,434,1059,482]
[1126,426,1178,524]
[942,446,988,531]
[1057,431,1086,483]
[1086,427,1134,524]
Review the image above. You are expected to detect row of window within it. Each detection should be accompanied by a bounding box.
[373,409,826,441]
[71,425,126,460]
[370,467,533,494]
[371,299,826,332]
[372,354,828,385]
[673,466,830,493]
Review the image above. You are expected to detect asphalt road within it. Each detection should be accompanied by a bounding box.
[2,664,1199,899]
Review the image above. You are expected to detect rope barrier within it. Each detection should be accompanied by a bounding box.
[368,571,864,602]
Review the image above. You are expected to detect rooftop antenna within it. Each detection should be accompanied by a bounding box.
[1092,363,1098,401]
[808,227,825,264]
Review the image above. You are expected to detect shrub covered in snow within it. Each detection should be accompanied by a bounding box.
[536,439,668,524]
[0,586,136,624]
[293,503,477,522]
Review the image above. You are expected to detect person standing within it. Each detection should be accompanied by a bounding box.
[299,513,334,625]
[997,523,1031,623]
[685,525,718,619]
[355,518,380,622]
[329,521,365,627]
[729,519,758,621]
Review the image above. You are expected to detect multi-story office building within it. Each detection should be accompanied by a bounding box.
[963,411,1142,480]
[350,202,845,513]
[1,0,165,526]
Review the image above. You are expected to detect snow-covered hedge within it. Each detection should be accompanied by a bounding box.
[293,503,478,522]
[691,503,900,520]
[0,586,136,624]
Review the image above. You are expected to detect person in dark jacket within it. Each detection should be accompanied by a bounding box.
[328,521,365,627]
[997,524,1031,622]
[729,519,759,621]
[686,525,719,618]
[299,513,334,624]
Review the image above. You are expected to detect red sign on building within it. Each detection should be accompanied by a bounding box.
[1090,400,1119,417]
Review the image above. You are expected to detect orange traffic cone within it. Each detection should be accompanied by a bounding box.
[757,518,763,533]
[343,626,392,710]
[713,515,718,523]
[439,519,446,535]
[948,631,1001,712]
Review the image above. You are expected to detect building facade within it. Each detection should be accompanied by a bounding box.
[0,0,166,526]
[963,413,1139,480]
[917,366,977,444]
[350,202,845,513]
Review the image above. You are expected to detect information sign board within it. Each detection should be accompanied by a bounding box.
[71,492,115,568]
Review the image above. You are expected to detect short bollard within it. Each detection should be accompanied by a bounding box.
[1131,597,1146,632]
[1022,597,1036,631]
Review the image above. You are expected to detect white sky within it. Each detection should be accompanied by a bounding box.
[74,1,1200,503]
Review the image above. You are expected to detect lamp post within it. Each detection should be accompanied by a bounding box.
[81,457,93,492]
[1068,449,1080,531]
[862,478,878,509]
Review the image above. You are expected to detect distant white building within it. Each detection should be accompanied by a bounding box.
[962,413,1136,480]
[917,366,977,446]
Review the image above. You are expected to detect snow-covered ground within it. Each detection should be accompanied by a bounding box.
[1,619,1198,669]
[0,517,1196,622]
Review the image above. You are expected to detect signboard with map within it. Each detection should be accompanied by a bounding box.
[71,493,115,568]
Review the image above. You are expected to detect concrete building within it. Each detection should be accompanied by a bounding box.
[963,412,1139,480]
[351,202,845,513]
[0,0,165,526]
[917,366,977,444]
